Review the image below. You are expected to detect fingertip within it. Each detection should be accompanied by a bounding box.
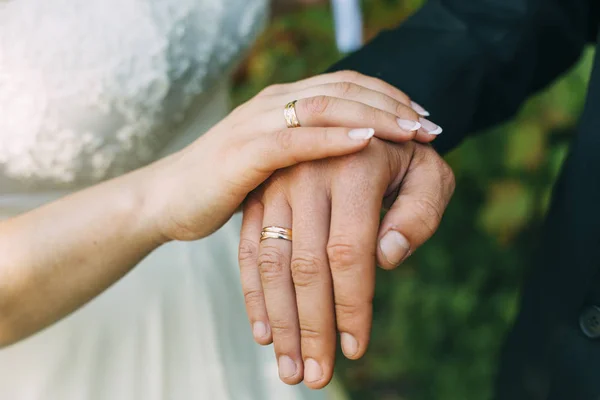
[302,359,333,390]
[411,101,430,117]
[278,355,304,385]
[378,230,411,269]
[340,332,367,360]
[376,257,401,270]
[347,127,375,141]
[414,129,438,144]
[252,321,273,345]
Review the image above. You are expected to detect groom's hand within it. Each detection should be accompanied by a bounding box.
[238,140,455,388]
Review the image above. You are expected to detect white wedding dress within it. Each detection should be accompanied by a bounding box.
[0,1,327,399]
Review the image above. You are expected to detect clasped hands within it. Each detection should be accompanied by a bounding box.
[237,71,456,389]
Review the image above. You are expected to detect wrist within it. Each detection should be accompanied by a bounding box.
[122,158,176,247]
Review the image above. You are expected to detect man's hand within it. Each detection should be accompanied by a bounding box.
[238,139,455,389]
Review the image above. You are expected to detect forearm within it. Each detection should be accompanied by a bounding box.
[0,165,163,347]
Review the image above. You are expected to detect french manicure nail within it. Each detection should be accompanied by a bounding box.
[396,119,422,132]
[253,322,267,340]
[278,355,297,379]
[411,101,430,117]
[348,128,375,140]
[304,358,323,383]
[419,118,443,135]
[341,333,359,357]
[379,230,411,266]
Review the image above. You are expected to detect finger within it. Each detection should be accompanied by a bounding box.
[278,82,442,143]
[264,70,415,111]
[415,127,440,143]
[247,126,375,178]
[239,195,272,345]
[289,180,336,389]
[327,164,384,361]
[258,195,303,384]
[281,81,420,122]
[295,84,442,143]
[377,145,455,270]
[272,82,441,142]
[256,96,422,142]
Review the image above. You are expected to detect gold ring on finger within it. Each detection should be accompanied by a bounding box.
[284,100,301,128]
[261,226,293,242]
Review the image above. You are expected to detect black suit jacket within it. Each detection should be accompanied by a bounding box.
[331,1,600,399]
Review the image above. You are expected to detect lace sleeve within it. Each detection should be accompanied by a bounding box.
[0,0,268,187]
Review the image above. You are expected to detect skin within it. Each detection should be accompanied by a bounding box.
[0,71,435,349]
[238,74,455,389]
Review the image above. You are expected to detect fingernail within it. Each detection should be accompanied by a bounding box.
[419,118,443,135]
[379,230,411,266]
[341,333,358,357]
[411,101,430,117]
[278,355,297,379]
[253,322,268,340]
[396,119,421,132]
[348,128,375,140]
[304,358,323,383]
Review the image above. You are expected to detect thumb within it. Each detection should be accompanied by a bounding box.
[249,126,374,174]
[376,145,455,270]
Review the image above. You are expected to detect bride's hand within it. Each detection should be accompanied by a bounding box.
[143,71,441,243]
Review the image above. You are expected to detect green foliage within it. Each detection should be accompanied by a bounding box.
[232,1,593,398]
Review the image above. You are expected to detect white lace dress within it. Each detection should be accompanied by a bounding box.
[0,1,325,399]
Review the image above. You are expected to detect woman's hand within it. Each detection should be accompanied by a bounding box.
[144,71,443,243]
[0,70,440,347]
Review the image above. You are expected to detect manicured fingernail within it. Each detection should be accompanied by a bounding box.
[348,128,375,140]
[379,230,410,266]
[253,322,268,340]
[304,358,323,383]
[411,101,430,116]
[396,119,421,132]
[419,118,443,135]
[278,355,297,379]
[341,333,358,357]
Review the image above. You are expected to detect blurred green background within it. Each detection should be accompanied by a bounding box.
[232,1,594,399]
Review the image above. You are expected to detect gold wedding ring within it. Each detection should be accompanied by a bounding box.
[284,100,301,128]
[261,226,293,242]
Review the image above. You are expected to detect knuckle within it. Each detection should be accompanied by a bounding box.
[326,240,360,270]
[257,245,287,279]
[334,70,361,82]
[303,95,333,117]
[335,300,371,322]
[238,238,259,264]
[394,88,411,104]
[396,101,420,120]
[269,319,294,337]
[369,76,410,103]
[413,197,443,236]
[290,253,325,287]
[289,161,319,179]
[440,160,456,195]
[258,84,283,96]
[422,147,456,197]
[273,129,294,151]
[243,289,264,308]
[299,327,322,340]
[333,81,360,97]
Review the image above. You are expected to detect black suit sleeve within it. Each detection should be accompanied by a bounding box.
[329,0,597,154]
